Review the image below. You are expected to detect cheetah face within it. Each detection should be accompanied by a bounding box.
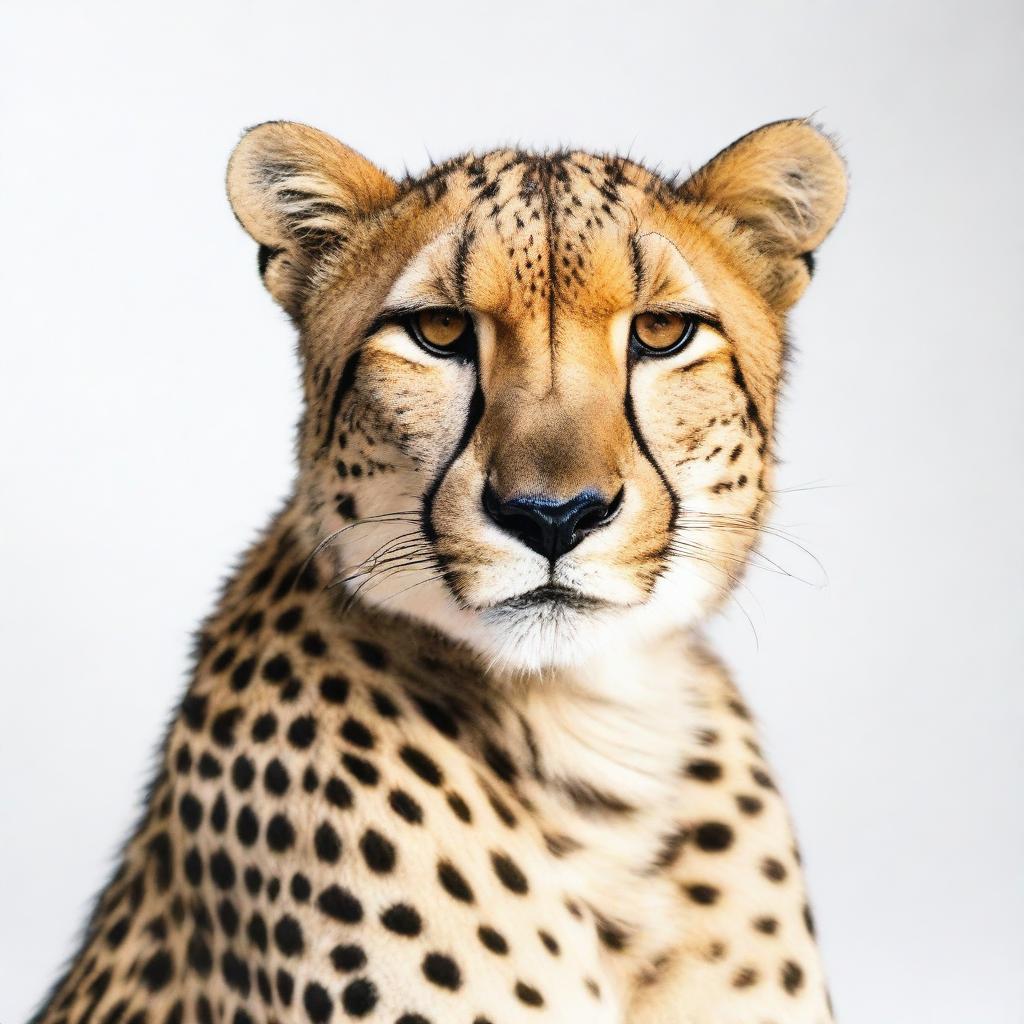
[228,121,845,670]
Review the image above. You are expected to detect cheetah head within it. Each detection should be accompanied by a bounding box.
[227,120,846,671]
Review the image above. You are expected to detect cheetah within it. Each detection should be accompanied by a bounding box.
[29,118,846,1024]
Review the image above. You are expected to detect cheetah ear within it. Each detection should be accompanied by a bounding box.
[682,119,847,311]
[227,121,398,317]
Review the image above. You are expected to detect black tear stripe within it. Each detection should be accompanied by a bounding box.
[320,350,362,456]
[623,366,679,571]
[727,354,769,450]
[421,378,485,548]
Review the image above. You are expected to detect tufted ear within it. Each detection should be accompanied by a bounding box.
[682,119,847,311]
[227,121,398,317]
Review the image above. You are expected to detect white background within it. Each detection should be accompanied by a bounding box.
[2,1,1022,1020]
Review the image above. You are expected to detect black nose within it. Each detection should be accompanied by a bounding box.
[482,482,623,561]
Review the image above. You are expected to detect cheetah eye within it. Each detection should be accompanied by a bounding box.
[630,311,697,357]
[406,308,476,358]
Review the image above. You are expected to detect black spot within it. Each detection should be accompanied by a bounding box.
[179,793,203,832]
[694,821,734,852]
[266,813,296,852]
[685,759,723,782]
[762,856,788,882]
[287,715,317,749]
[247,566,274,595]
[341,977,379,1016]
[210,849,236,890]
[211,707,243,748]
[231,755,255,790]
[478,925,509,955]
[244,865,263,895]
[371,689,400,717]
[182,694,208,730]
[390,788,424,824]
[491,851,528,893]
[174,744,192,774]
[331,944,367,972]
[290,872,311,902]
[230,657,256,692]
[486,788,517,828]
[303,766,319,791]
[360,828,396,873]
[803,903,816,936]
[264,759,290,795]
[146,832,173,892]
[262,653,292,683]
[353,639,387,669]
[302,632,327,657]
[221,951,250,995]
[187,931,212,975]
[276,967,295,1005]
[437,860,474,903]
[275,607,303,633]
[273,914,304,956]
[422,952,461,990]
[183,848,203,887]
[105,915,131,948]
[446,791,472,822]
[315,822,342,864]
[140,949,173,991]
[318,885,363,922]
[781,959,804,994]
[248,713,277,744]
[341,716,374,749]
[736,794,763,815]
[217,898,239,936]
[754,915,779,934]
[514,981,544,1007]
[400,745,443,786]
[198,752,223,778]
[750,766,775,789]
[414,696,459,739]
[483,741,517,783]
[539,930,560,955]
[381,903,422,937]
[325,775,354,809]
[685,883,720,905]
[596,915,628,951]
[235,806,259,846]
[320,674,350,703]
[733,966,759,988]
[342,753,379,786]
[304,982,333,1023]
[247,912,268,952]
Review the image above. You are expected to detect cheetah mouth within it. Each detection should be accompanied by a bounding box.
[493,584,612,612]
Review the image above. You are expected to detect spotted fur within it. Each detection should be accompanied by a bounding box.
[30,118,846,1024]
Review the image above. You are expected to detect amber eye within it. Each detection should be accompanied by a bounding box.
[630,311,696,356]
[408,308,474,356]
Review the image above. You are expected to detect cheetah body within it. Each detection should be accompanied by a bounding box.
[31,119,845,1024]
